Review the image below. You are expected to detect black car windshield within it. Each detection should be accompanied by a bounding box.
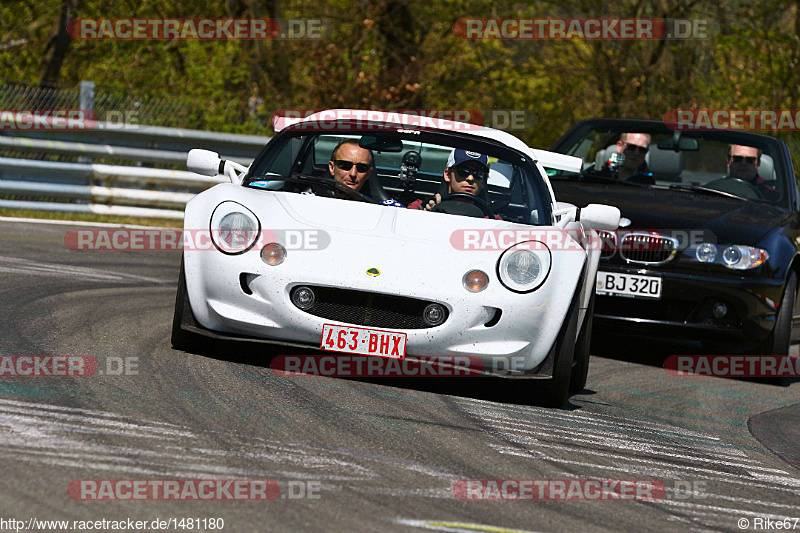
[549,123,790,207]
[243,130,552,225]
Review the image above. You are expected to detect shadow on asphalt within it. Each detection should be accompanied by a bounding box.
[174,337,592,409]
[175,333,797,410]
[591,333,799,388]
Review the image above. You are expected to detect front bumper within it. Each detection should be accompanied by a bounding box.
[593,265,784,346]
[185,254,578,372]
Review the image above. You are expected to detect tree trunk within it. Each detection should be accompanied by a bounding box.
[40,0,78,84]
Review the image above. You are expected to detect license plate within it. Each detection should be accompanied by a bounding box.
[320,323,407,359]
[596,271,662,299]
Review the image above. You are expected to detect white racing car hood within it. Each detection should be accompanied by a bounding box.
[272,190,505,243]
[183,184,587,369]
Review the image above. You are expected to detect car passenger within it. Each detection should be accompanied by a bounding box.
[407,149,490,210]
[601,132,654,183]
[726,144,777,200]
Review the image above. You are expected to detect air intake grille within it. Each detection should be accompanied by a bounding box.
[619,233,678,265]
[598,230,617,260]
[292,286,446,329]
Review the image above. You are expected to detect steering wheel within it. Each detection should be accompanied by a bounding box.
[431,193,492,217]
[703,178,766,200]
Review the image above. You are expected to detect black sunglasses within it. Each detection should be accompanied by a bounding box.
[621,142,648,155]
[453,165,488,181]
[334,160,372,173]
[730,155,758,164]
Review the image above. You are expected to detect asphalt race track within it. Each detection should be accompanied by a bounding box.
[1,218,798,532]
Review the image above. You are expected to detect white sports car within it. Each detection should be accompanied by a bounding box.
[172,110,619,407]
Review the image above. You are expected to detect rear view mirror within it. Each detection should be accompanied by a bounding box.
[359,136,404,152]
[579,203,621,230]
[657,135,699,152]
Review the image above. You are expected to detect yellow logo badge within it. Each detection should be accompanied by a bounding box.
[367,268,380,277]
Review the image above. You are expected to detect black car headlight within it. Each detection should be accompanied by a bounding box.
[687,243,768,270]
[210,201,261,254]
[497,241,551,292]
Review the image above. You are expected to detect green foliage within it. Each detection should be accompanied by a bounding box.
[1,0,798,149]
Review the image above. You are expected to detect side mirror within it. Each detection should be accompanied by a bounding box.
[552,202,578,228]
[579,203,620,230]
[187,149,222,177]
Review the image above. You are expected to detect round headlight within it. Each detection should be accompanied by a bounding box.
[498,241,551,293]
[722,245,742,267]
[291,286,316,310]
[721,245,769,270]
[422,303,447,327]
[506,251,540,284]
[695,243,717,263]
[463,270,489,293]
[210,202,260,254]
[261,243,286,266]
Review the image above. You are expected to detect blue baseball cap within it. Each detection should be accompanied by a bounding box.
[447,149,489,170]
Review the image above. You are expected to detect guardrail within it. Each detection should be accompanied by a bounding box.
[0,121,269,220]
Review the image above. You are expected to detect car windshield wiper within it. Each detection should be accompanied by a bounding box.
[665,183,747,201]
[578,172,651,188]
[247,173,378,203]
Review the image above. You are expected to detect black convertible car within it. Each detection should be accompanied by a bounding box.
[548,118,799,354]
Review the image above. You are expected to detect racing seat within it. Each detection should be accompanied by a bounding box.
[757,153,776,185]
[645,144,683,182]
[594,144,617,171]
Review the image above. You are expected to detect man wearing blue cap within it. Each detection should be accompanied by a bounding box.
[407,149,490,211]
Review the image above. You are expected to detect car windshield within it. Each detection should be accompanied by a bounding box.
[549,123,791,207]
[243,130,552,225]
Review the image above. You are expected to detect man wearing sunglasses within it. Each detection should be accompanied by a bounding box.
[408,149,491,211]
[726,144,777,199]
[328,139,374,194]
[608,132,654,183]
[727,144,761,181]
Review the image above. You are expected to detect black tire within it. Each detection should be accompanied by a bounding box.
[569,290,594,394]
[753,271,796,385]
[758,271,795,356]
[535,288,580,408]
[171,259,203,352]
